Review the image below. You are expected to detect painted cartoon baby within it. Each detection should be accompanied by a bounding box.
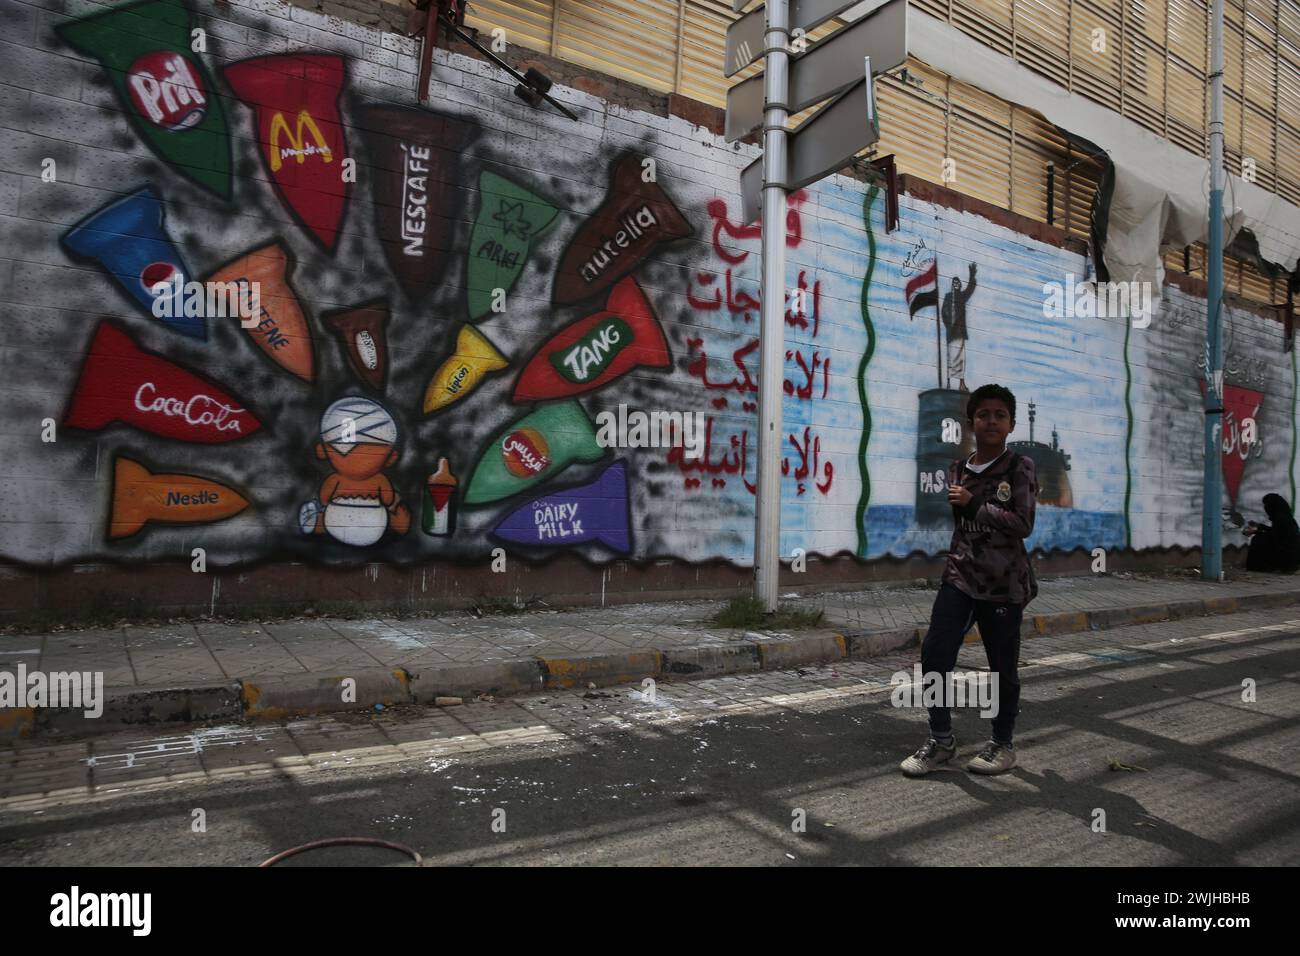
[298,397,410,546]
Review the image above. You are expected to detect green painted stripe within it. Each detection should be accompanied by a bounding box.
[855,184,880,557]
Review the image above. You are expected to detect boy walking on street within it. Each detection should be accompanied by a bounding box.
[901,384,1038,777]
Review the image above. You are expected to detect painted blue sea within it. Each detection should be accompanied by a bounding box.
[863,504,1128,559]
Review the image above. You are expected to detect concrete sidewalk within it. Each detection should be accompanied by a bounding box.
[3,569,1299,738]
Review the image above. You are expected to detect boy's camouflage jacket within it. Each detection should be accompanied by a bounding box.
[943,450,1038,605]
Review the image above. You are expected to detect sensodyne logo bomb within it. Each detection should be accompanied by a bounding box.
[127,51,206,131]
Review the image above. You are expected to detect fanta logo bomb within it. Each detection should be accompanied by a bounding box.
[134,382,245,433]
[127,51,206,131]
[502,428,550,477]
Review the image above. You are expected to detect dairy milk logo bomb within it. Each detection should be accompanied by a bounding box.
[299,398,410,547]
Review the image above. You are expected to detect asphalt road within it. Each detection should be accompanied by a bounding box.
[2,607,1297,866]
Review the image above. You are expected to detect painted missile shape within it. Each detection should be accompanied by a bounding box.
[109,456,250,539]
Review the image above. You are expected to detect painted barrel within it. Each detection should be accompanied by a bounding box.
[915,388,974,525]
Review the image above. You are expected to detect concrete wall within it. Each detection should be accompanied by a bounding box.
[0,0,1290,618]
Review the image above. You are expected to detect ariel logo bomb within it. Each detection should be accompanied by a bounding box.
[299,398,411,547]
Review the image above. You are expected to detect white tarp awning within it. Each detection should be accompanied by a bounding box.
[883,7,1300,289]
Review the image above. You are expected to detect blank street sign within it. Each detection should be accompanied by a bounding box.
[725,0,906,141]
[739,65,878,223]
[725,0,885,77]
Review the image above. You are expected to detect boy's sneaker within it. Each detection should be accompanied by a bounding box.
[967,740,1017,775]
[900,736,957,777]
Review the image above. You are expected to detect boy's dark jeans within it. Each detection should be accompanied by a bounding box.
[920,582,1023,744]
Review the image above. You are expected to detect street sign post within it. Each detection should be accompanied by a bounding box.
[725,0,906,141]
[723,0,906,612]
[739,59,878,223]
[725,0,878,77]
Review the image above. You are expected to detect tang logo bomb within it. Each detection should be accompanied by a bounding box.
[502,428,550,478]
[127,51,207,131]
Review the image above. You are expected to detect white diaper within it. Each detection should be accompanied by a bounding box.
[324,495,388,546]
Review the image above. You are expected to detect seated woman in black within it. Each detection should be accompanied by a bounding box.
[1244,493,1300,573]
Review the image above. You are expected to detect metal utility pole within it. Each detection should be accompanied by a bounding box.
[726,0,905,610]
[1203,0,1225,581]
[753,0,791,612]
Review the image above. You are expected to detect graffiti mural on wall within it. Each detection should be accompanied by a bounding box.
[4,0,1296,574]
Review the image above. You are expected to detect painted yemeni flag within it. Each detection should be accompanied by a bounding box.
[64,321,262,443]
[512,277,670,402]
[491,461,631,554]
[464,400,604,504]
[56,0,231,199]
[905,257,938,318]
[466,171,559,320]
[61,185,205,340]
[109,456,250,539]
[1198,378,1264,506]
[224,54,351,252]
[205,242,314,383]
[358,104,480,298]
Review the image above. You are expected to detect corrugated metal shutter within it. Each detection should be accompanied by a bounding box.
[1016,0,1072,86]
[949,76,1014,208]
[464,0,556,55]
[875,59,950,186]
[1011,107,1068,223]
[554,1,680,92]
[952,0,1015,57]
[1070,0,1123,111]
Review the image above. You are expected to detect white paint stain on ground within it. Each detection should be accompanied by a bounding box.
[344,620,428,651]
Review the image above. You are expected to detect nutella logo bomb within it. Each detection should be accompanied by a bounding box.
[127,51,206,130]
[579,205,658,284]
[595,404,705,458]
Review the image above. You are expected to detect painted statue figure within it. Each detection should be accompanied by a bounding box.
[941,262,977,392]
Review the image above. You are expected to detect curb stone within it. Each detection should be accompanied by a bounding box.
[6,589,1300,740]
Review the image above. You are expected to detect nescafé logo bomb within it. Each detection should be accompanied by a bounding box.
[502,427,550,478]
[127,51,207,131]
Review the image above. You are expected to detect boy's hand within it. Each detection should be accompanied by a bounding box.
[948,485,973,507]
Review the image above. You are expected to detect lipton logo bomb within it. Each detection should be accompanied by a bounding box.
[127,51,206,130]
[502,428,550,478]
